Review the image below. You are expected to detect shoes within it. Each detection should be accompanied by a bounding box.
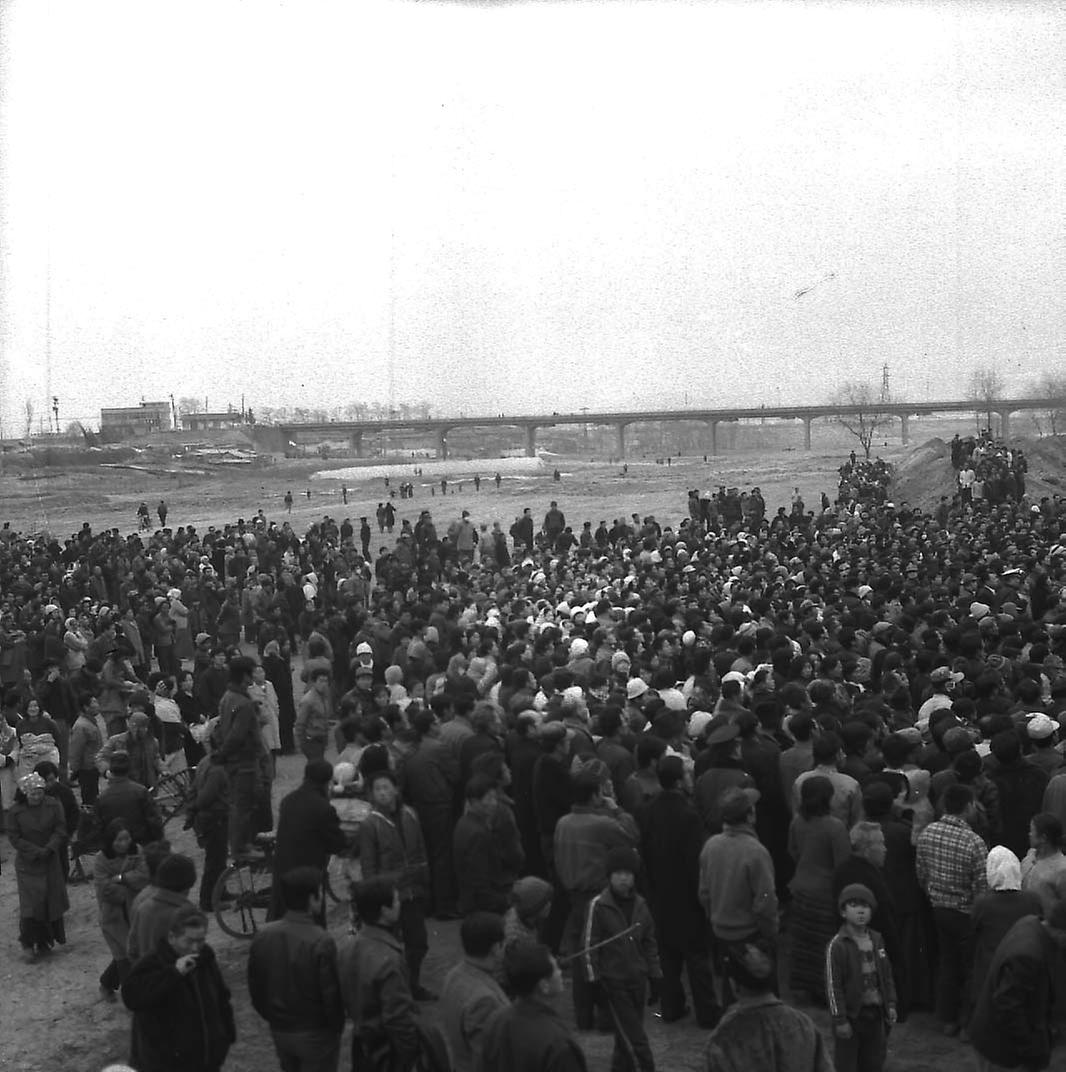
[412,986,438,1002]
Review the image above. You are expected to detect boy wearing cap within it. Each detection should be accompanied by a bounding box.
[584,847,661,1072]
[825,883,897,1072]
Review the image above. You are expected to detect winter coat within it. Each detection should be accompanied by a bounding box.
[122,938,236,1072]
[93,850,149,961]
[359,805,429,901]
[584,886,661,985]
[6,797,70,923]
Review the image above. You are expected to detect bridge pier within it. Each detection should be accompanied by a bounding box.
[615,422,628,459]
[438,429,449,461]
[525,425,538,458]
[802,417,813,451]
[899,414,909,446]
[997,410,1012,441]
[348,431,364,458]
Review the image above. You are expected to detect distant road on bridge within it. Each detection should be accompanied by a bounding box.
[274,396,1062,459]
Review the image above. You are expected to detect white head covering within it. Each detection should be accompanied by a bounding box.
[986,845,1022,891]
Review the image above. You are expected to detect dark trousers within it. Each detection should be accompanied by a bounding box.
[833,1007,887,1072]
[400,897,428,989]
[932,907,972,1026]
[76,768,99,806]
[658,935,720,1028]
[100,956,131,992]
[542,834,570,953]
[198,815,229,910]
[228,768,257,855]
[271,1028,341,1072]
[416,802,456,916]
[602,980,655,1072]
[563,891,608,1030]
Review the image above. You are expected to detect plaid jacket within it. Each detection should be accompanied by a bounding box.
[915,814,988,912]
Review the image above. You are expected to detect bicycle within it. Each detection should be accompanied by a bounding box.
[152,767,193,829]
[212,832,277,939]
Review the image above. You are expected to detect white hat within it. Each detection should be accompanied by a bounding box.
[355,642,373,657]
[569,638,589,658]
[687,711,715,739]
[722,671,747,685]
[1027,713,1057,740]
[626,678,649,701]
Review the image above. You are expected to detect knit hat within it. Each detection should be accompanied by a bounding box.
[605,847,640,877]
[510,876,553,919]
[155,853,197,892]
[838,883,877,912]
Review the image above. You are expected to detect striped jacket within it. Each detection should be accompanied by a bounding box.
[825,925,897,1025]
[583,886,661,985]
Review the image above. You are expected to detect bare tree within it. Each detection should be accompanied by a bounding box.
[1028,372,1066,437]
[23,398,34,438]
[968,365,1003,435]
[178,396,203,415]
[831,381,892,459]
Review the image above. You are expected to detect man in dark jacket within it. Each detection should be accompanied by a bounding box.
[249,866,345,1071]
[216,655,267,857]
[401,708,460,919]
[122,904,235,1072]
[338,877,421,1072]
[454,775,524,915]
[969,903,1066,1071]
[988,730,1049,859]
[640,756,718,1027]
[478,941,587,1072]
[268,759,350,922]
[95,751,163,847]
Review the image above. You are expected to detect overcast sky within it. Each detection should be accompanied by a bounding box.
[1,0,1064,434]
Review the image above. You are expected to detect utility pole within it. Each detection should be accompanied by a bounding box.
[880,363,890,404]
[52,396,59,434]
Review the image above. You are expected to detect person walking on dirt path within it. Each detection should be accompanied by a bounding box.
[157,500,168,527]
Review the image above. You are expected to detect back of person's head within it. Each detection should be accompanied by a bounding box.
[155,853,197,893]
[228,654,256,683]
[109,752,131,777]
[280,866,323,912]
[459,912,505,958]
[410,709,435,738]
[502,940,555,997]
[799,775,834,819]
[879,733,912,769]
[465,773,497,803]
[598,707,623,737]
[812,732,841,765]
[942,782,974,816]
[788,712,814,743]
[657,754,686,791]
[840,721,872,756]
[304,758,335,786]
[570,769,602,805]
[724,937,776,994]
[634,735,667,770]
[353,877,397,925]
[141,839,173,880]
[990,730,1021,765]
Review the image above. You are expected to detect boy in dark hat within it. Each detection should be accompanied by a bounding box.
[825,883,897,1072]
[585,846,661,1072]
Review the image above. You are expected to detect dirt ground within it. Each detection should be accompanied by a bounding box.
[4,441,1066,1071]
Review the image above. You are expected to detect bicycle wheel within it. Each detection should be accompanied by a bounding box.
[324,855,361,904]
[212,862,272,939]
[154,768,192,828]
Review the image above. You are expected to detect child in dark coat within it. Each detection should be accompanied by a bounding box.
[584,847,662,1072]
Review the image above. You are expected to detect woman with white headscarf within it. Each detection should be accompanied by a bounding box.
[970,845,1042,1008]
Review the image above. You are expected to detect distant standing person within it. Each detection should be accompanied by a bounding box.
[157,500,168,527]
[494,472,501,490]
[342,485,348,505]
[284,490,293,514]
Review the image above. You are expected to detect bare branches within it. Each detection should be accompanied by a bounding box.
[831,381,892,459]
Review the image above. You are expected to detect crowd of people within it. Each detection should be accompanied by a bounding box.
[3,455,1066,1072]
[953,431,1030,508]
[836,454,892,511]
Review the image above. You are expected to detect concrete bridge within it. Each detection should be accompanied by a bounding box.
[275,397,1063,460]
